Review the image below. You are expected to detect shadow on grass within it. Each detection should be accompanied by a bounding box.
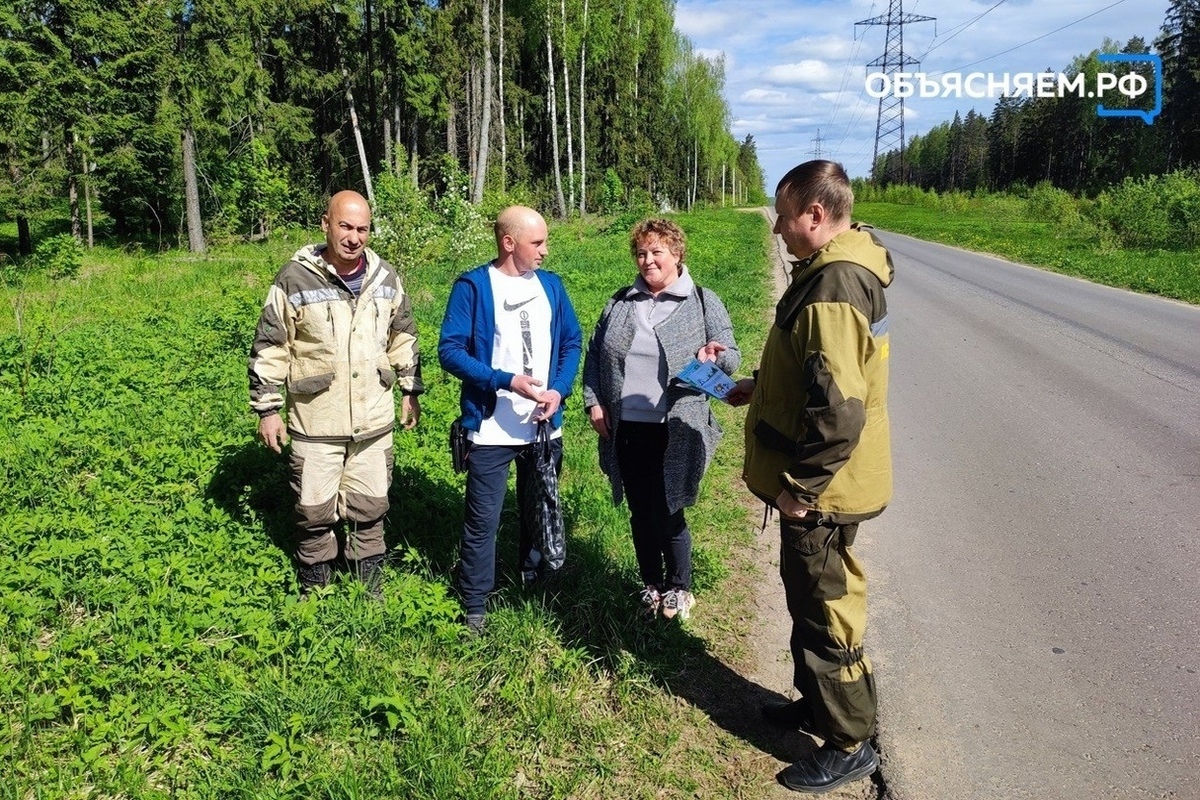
[551,525,818,768]
[207,435,818,769]
[207,441,294,560]
[205,439,468,583]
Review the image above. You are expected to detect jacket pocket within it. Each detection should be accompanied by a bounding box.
[288,370,335,395]
[294,302,337,359]
[377,361,397,389]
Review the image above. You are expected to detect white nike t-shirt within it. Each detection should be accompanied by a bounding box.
[471,267,559,445]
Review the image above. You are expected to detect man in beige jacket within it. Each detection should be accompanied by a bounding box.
[249,191,422,597]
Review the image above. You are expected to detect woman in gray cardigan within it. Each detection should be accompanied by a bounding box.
[582,218,740,621]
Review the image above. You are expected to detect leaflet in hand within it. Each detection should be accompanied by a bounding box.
[677,358,735,400]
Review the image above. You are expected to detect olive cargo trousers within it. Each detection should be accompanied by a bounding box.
[779,515,877,750]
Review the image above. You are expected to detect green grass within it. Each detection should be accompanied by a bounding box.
[855,199,1200,305]
[0,208,776,798]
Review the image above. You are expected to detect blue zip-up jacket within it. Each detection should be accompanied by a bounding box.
[438,262,583,433]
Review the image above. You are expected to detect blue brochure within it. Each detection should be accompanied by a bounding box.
[677,358,735,401]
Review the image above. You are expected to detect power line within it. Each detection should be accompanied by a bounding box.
[857,0,936,182]
[826,6,872,137]
[919,0,1008,60]
[933,0,1132,75]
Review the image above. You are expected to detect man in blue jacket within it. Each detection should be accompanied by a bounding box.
[438,206,582,634]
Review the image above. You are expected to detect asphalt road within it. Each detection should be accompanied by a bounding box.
[865,230,1200,799]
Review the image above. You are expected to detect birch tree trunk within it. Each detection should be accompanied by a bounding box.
[182,124,205,253]
[66,129,80,240]
[472,0,492,205]
[546,4,566,218]
[499,0,507,192]
[410,125,419,189]
[82,139,94,247]
[559,0,574,213]
[578,0,587,214]
[345,73,375,205]
[466,70,477,187]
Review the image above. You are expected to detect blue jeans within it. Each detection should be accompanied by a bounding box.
[458,439,563,614]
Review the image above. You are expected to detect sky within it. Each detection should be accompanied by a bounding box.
[674,0,1170,191]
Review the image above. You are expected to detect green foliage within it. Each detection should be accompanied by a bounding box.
[1,0,768,245]
[432,154,485,246]
[1095,169,1200,249]
[371,172,443,268]
[856,194,1200,303]
[0,208,777,797]
[213,139,297,240]
[33,234,84,280]
[851,180,940,208]
[596,168,626,215]
[1025,181,1083,226]
[372,157,490,271]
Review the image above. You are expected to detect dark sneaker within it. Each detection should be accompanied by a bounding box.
[777,741,878,793]
[762,699,819,735]
[352,554,386,599]
[464,613,487,636]
[297,560,333,599]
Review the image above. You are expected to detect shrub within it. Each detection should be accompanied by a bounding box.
[371,159,489,269]
[34,234,85,280]
[1095,170,1200,249]
[1025,181,1082,226]
[596,168,626,215]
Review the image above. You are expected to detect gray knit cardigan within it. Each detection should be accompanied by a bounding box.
[582,278,740,514]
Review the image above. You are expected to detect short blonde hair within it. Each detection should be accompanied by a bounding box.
[629,218,686,265]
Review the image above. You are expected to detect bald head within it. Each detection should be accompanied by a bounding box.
[494,205,549,276]
[321,190,372,272]
[327,190,371,219]
[494,206,544,246]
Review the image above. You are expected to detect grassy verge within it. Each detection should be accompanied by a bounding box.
[0,208,775,798]
[855,200,1200,305]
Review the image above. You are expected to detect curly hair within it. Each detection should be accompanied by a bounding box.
[629,218,686,266]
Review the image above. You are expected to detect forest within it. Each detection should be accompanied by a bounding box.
[0,0,769,257]
[871,1,1200,196]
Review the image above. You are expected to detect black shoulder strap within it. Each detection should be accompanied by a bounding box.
[695,284,711,342]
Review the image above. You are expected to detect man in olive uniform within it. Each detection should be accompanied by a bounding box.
[728,160,893,793]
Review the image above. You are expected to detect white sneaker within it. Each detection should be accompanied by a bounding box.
[639,585,662,617]
[661,589,695,620]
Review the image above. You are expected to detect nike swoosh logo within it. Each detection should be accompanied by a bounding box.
[503,297,536,312]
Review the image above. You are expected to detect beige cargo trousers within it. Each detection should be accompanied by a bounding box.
[289,432,393,565]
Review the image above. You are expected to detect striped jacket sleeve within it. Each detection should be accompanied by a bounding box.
[248,277,292,416]
[387,285,424,395]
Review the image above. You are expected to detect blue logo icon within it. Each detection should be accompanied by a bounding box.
[1097,54,1162,125]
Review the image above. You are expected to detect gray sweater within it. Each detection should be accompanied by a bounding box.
[582,273,740,513]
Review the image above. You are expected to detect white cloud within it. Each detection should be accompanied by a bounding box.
[782,34,854,61]
[762,60,842,89]
[675,9,738,38]
[679,0,1170,183]
[740,88,792,106]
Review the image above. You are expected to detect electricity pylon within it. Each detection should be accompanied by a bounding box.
[857,0,934,183]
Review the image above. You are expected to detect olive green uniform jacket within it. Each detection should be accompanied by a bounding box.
[743,224,893,522]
